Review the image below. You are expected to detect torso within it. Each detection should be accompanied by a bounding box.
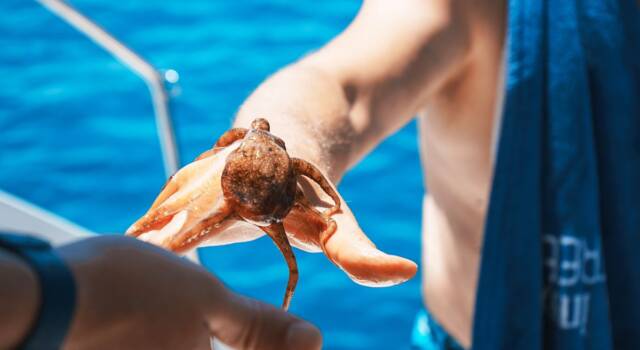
[418,2,507,347]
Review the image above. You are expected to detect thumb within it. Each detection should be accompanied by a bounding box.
[283,193,418,286]
[208,291,322,350]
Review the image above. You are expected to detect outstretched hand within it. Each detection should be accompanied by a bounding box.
[126,142,417,287]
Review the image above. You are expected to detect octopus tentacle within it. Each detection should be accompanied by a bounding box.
[195,128,248,161]
[260,222,298,310]
[291,158,341,217]
[126,194,194,237]
[165,201,235,253]
[286,187,337,258]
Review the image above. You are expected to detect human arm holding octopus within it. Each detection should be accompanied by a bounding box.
[128,0,471,291]
[231,0,469,283]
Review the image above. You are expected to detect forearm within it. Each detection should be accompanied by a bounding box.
[235,63,356,182]
[0,251,39,349]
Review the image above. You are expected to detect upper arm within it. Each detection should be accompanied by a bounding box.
[301,0,470,156]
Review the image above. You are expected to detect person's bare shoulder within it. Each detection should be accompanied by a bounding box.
[303,0,468,83]
[299,0,471,155]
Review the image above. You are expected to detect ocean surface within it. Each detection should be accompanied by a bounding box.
[0,1,425,348]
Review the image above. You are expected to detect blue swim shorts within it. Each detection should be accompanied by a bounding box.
[411,308,465,350]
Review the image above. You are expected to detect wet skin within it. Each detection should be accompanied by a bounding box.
[127,118,341,310]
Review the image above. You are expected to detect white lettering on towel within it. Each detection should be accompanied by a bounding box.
[543,233,606,335]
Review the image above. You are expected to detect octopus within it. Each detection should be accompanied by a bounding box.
[126,118,340,310]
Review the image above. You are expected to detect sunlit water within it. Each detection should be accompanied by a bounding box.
[0,1,424,348]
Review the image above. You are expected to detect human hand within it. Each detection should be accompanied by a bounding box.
[57,236,321,350]
[126,142,417,286]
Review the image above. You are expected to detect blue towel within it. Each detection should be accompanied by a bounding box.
[473,1,640,349]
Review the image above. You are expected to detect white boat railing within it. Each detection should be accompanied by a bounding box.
[36,0,180,179]
[2,1,193,253]
[0,189,95,246]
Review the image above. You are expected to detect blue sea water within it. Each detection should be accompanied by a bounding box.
[0,1,424,348]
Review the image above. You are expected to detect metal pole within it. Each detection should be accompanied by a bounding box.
[36,0,180,178]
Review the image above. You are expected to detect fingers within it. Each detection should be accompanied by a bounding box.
[126,201,185,237]
[151,175,179,210]
[324,208,418,286]
[195,148,220,161]
[127,149,233,239]
[208,292,321,350]
[126,174,188,237]
[127,167,193,237]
